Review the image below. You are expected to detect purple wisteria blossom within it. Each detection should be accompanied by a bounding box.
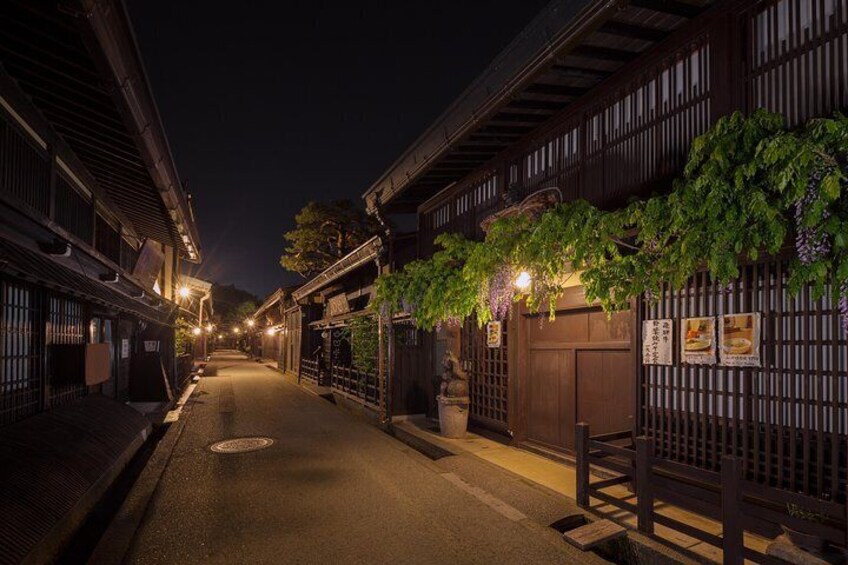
[795,168,832,265]
[487,266,514,321]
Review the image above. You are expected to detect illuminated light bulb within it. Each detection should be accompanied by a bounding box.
[192,327,202,336]
[266,328,276,336]
[246,319,256,327]
[206,324,213,332]
[178,286,191,299]
[233,327,241,334]
[218,334,224,339]
[514,270,532,290]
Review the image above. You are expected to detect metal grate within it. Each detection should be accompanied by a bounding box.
[47,295,87,408]
[0,114,50,216]
[0,278,43,427]
[641,257,848,502]
[462,318,509,431]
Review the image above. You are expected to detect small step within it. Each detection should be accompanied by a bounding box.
[562,519,626,551]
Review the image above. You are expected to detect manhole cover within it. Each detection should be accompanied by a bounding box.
[209,437,274,454]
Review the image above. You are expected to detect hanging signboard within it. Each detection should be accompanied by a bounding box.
[720,313,761,367]
[121,339,130,359]
[642,319,673,365]
[681,317,716,364]
[326,294,350,317]
[486,321,502,348]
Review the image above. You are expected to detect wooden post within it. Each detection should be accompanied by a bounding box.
[721,455,743,565]
[635,435,654,534]
[576,422,590,508]
[377,312,386,423]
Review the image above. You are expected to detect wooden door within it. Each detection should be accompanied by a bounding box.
[576,349,633,437]
[527,348,574,449]
[523,289,634,452]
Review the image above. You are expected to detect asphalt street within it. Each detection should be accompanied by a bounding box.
[120,352,606,564]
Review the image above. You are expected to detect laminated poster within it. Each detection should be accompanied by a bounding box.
[681,317,716,365]
[720,313,761,367]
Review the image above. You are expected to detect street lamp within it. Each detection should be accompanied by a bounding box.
[514,270,532,291]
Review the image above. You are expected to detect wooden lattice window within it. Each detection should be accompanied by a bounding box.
[748,0,848,126]
[640,257,847,502]
[462,318,509,430]
[0,278,43,427]
[47,295,87,408]
[0,114,50,216]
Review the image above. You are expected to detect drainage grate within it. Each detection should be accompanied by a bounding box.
[209,437,274,454]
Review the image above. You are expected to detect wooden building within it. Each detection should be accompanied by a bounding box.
[291,234,427,420]
[0,2,202,560]
[250,287,297,370]
[361,0,848,560]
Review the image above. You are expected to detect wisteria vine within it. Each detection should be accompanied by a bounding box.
[374,110,848,333]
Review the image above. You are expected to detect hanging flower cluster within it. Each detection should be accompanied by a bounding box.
[796,167,834,265]
[374,110,848,332]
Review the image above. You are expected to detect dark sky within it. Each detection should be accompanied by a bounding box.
[126,1,550,299]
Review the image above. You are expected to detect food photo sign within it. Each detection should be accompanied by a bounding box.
[681,317,716,364]
[720,313,761,367]
[642,319,673,365]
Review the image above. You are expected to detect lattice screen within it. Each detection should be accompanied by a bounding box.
[0,278,43,426]
[462,318,509,430]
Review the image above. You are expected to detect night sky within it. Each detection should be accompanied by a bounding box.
[126,1,550,298]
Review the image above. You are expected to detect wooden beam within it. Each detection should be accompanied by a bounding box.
[490,112,549,124]
[442,153,491,161]
[452,144,505,153]
[550,65,614,81]
[506,99,569,112]
[466,134,523,144]
[598,20,669,42]
[571,45,639,63]
[629,0,702,19]
[525,83,588,97]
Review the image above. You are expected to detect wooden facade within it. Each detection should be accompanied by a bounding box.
[361,0,848,560]
[291,235,429,418]
[0,1,202,428]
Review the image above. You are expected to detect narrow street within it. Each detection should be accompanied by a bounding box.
[114,352,603,565]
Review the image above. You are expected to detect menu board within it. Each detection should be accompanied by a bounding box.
[720,313,761,367]
[642,319,673,365]
[681,317,716,365]
[486,321,502,348]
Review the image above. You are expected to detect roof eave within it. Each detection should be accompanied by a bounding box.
[81,0,202,262]
[292,236,382,302]
[363,0,615,212]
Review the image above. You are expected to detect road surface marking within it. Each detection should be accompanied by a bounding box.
[440,472,527,522]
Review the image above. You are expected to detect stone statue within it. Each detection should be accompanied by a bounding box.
[439,350,469,399]
[437,351,470,438]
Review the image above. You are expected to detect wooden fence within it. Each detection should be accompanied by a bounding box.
[576,422,848,564]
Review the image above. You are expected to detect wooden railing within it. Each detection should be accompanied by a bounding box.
[576,422,848,565]
[299,357,323,385]
[330,365,379,409]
